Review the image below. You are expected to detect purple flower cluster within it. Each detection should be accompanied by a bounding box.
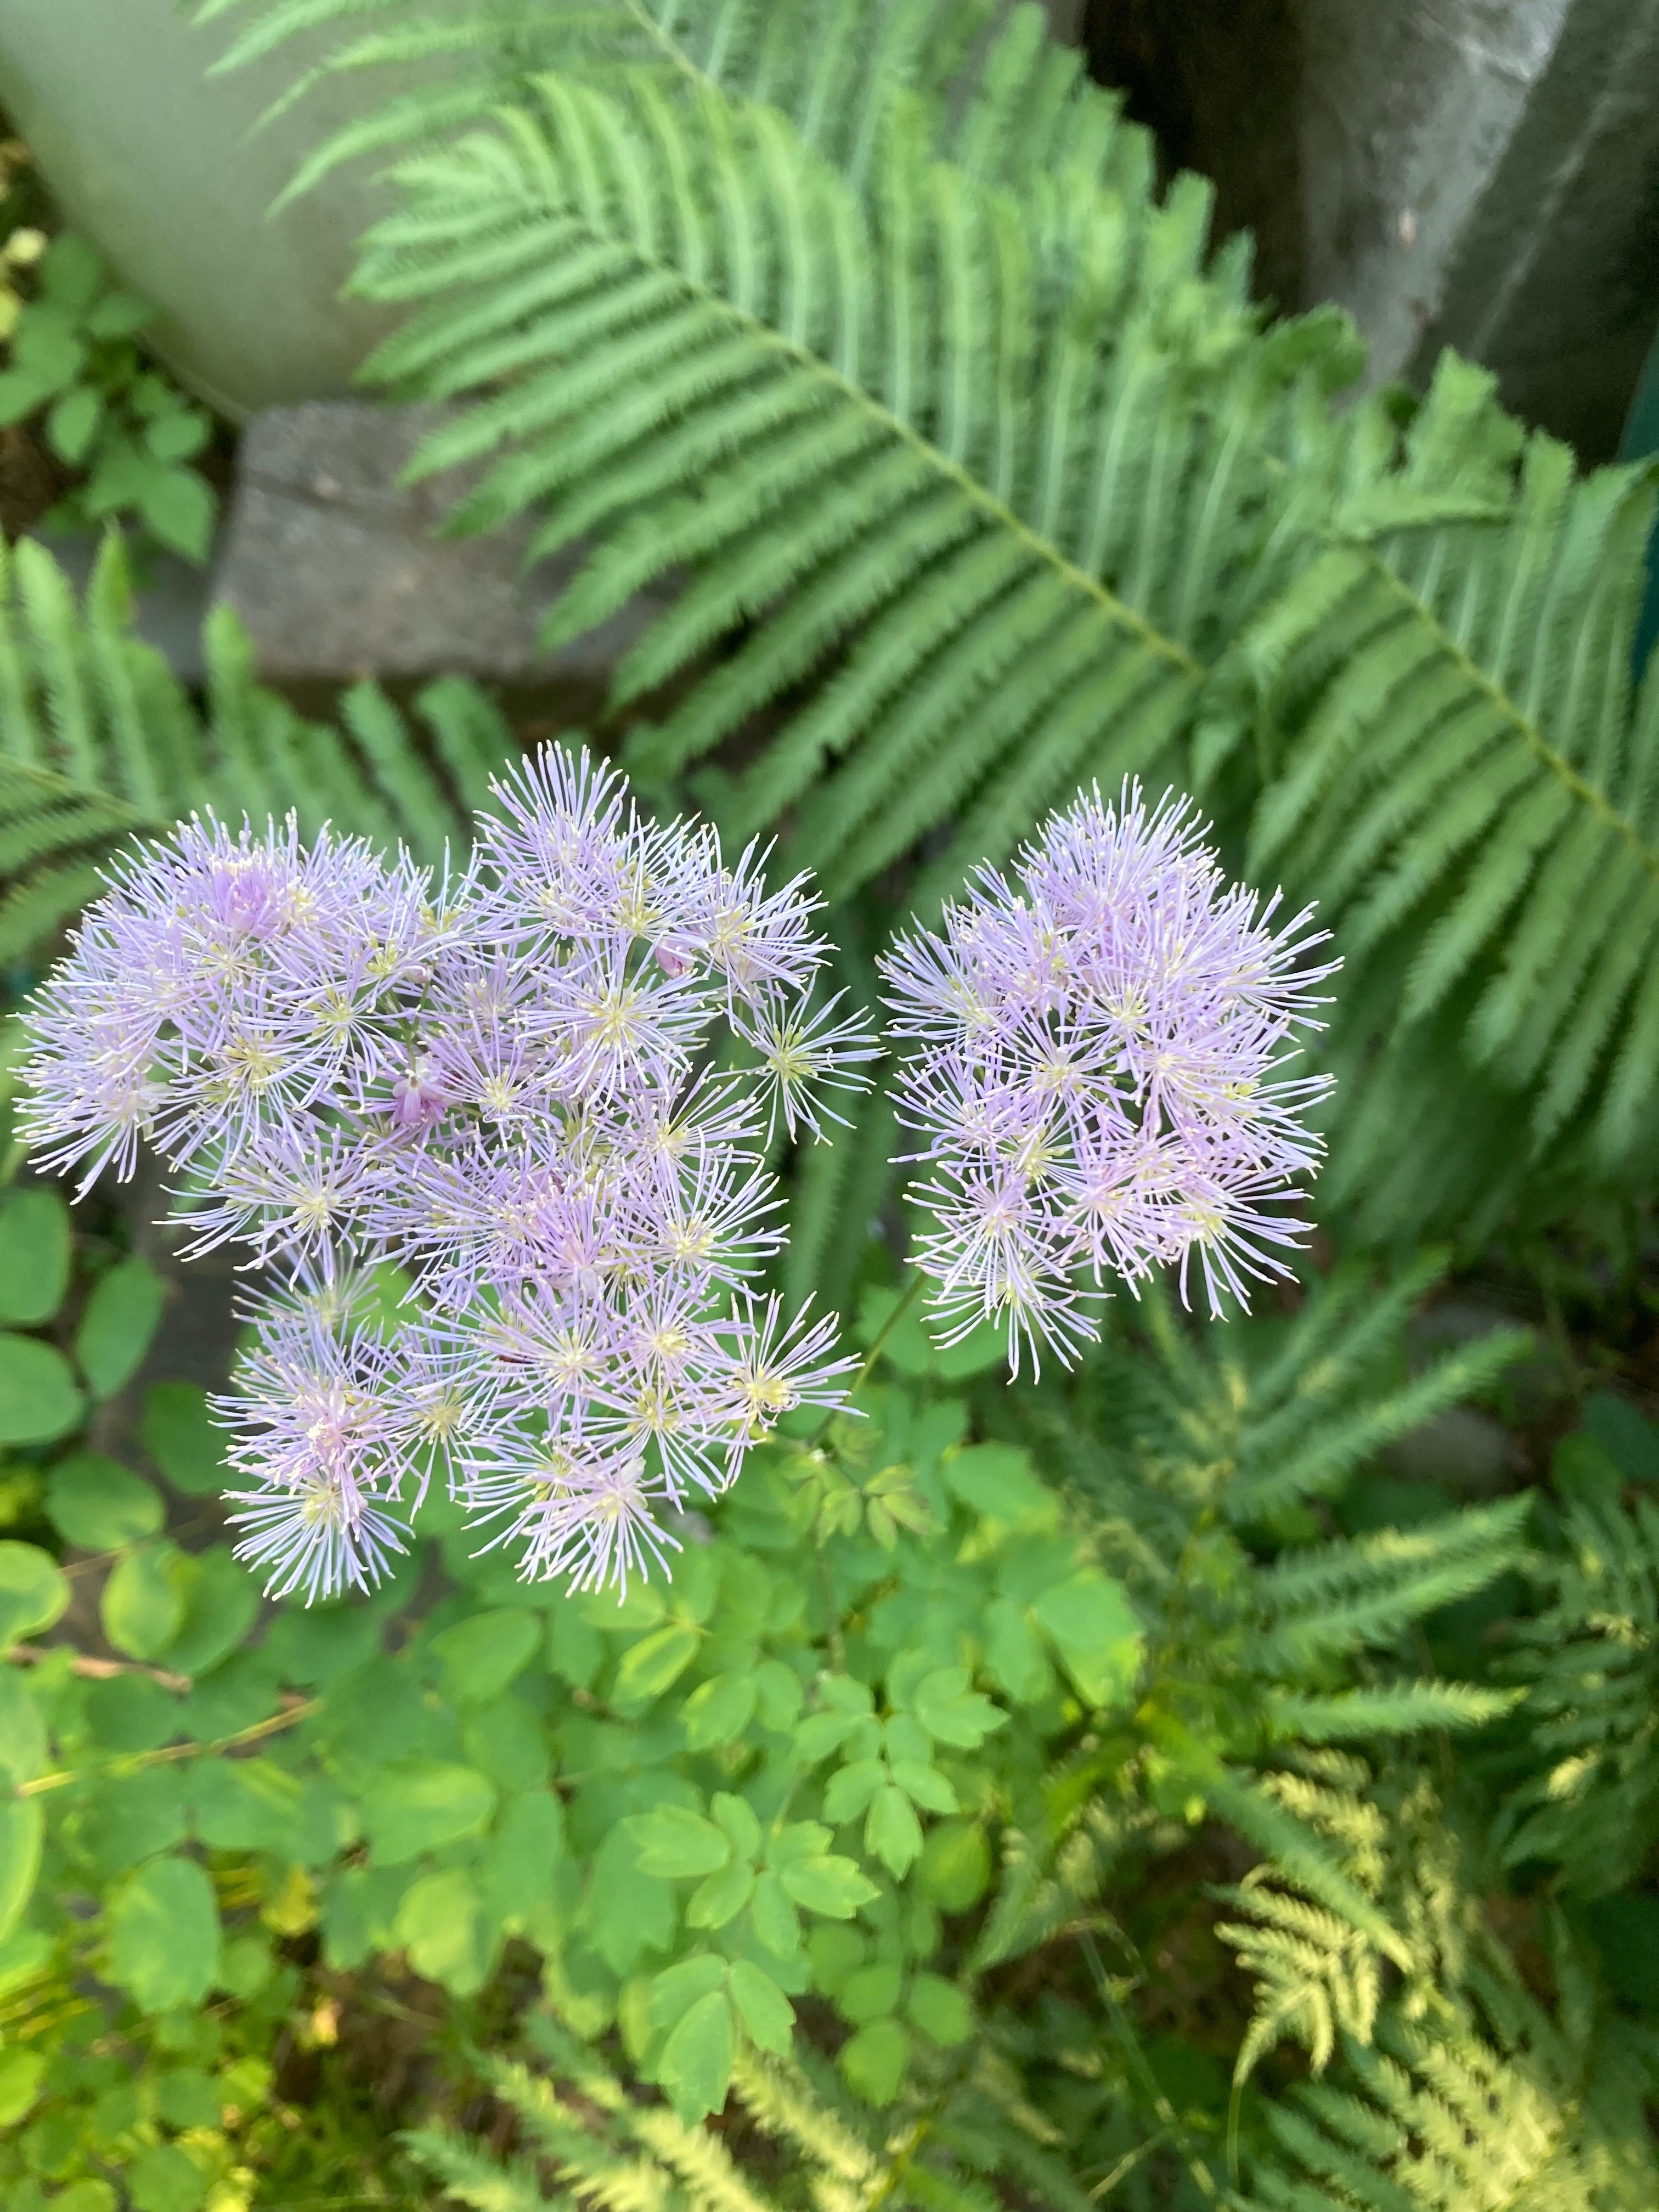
[881,783,1336,1372]
[22,748,872,1601]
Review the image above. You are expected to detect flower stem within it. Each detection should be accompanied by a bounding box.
[807,1267,928,1449]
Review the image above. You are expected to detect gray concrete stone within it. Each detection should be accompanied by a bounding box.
[1297,0,1573,385]
[1404,0,1659,461]
[1081,0,1659,461]
[212,403,674,689]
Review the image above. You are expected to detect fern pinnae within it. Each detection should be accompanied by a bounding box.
[1527,913,1657,1143]
[1266,1683,1520,1745]
[1248,1252,1442,1415]
[1205,1769,1410,1972]
[1366,751,1551,985]
[338,680,460,862]
[917,648,1191,911]
[1594,945,1659,1161]
[14,542,103,793]
[814,596,1104,898]
[1392,778,1569,1019]
[415,675,516,814]
[529,379,855,576]
[1494,845,1649,1093]
[769,529,1036,822]
[798,568,1071,887]
[1229,1328,1532,1523]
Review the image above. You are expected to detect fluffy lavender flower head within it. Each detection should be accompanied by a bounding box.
[881,783,1337,1373]
[21,748,874,1601]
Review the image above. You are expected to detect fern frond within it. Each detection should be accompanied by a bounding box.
[1213,1759,1480,2087]
[332,54,1356,910]
[1496,1448,1659,1896]
[1265,1681,1520,1744]
[405,2006,1085,2212]
[1253,1497,1532,1673]
[1223,354,1659,1206]
[1237,1938,1659,2210]
[194,0,1159,213]
[0,534,520,962]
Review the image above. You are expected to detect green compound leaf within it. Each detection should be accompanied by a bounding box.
[394,1867,491,1996]
[710,1791,762,1860]
[74,1767,189,1881]
[75,1255,166,1400]
[101,1543,186,1660]
[136,464,216,562]
[751,1870,800,1957]
[657,1988,735,2123]
[0,1541,70,1649]
[629,1804,731,1879]
[680,1671,758,1748]
[911,1666,1007,1748]
[129,2138,208,2212]
[889,1759,957,1814]
[0,1332,83,1446]
[865,1783,924,1877]
[165,1547,259,1678]
[0,2043,45,2128]
[840,1961,902,2023]
[907,1971,973,2046]
[686,1862,755,1929]
[432,1605,542,1702]
[0,1188,71,1324]
[188,1758,304,1853]
[46,1452,165,1551]
[839,2017,910,2106]
[360,1760,497,1865]
[916,1820,992,1912]
[1031,1572,1145,1708]
[484,1791,567,1931]
[728,1958,794,2054]
[649,1952,728,2032]
[106,1854,221,2011]
[823,1757,885,1823]
[0,1668,45,1787]
[944,1443,1055,1523]
[613,1622,702,1708]
[778,1852,879,1917]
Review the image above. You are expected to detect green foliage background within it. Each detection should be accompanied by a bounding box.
[1,3,1658,2207]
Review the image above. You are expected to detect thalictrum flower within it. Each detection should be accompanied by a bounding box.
[23,748,871,1600]
[882,782,1336,1373]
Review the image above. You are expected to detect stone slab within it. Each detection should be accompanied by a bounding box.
[1081,0,1659,461]
[211,402,674,689]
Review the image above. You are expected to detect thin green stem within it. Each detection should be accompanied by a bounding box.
[1079,1928,1219,2203]
[16,1696,319,1800]
[806,1268,927,1449]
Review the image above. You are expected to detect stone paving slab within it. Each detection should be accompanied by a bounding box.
[212,402,674,687]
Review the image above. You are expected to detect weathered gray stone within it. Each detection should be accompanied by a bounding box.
[212,403,674,690]
[1296,0,1576,390]
[1403,0,1659,461]
[0,0,400,420]
[1082,0,1659,461]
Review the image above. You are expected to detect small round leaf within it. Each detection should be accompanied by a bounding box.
[0,1541,69,1649]
[0,1334,83,1446]
[0,1189,71,1324]
[46,1452,164,1551]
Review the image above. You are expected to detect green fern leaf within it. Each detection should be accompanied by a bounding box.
[0,533,519,962]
